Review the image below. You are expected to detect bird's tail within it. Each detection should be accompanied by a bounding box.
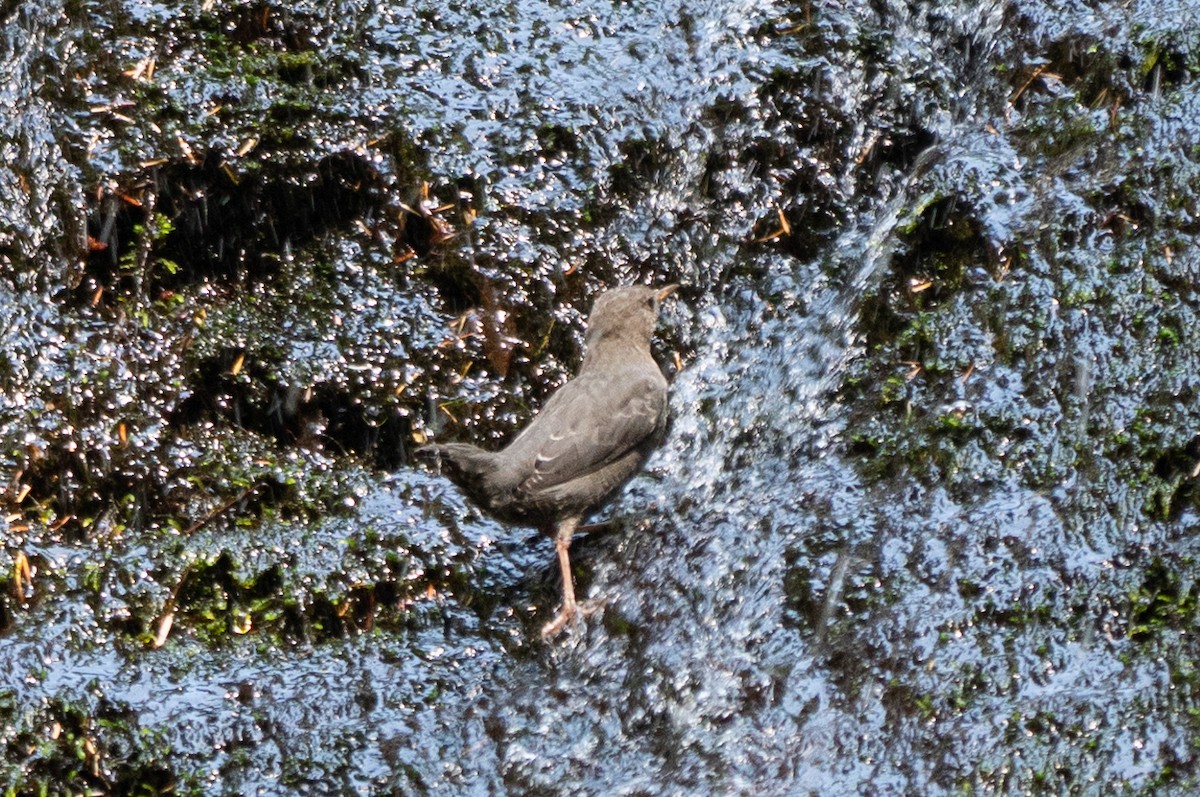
[417,442,497,494]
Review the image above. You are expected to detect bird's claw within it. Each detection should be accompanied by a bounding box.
[578,598,605,617]
[540,609,573,640]
[540,598,606,640]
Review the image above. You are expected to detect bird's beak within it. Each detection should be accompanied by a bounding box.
[657,284,680,301]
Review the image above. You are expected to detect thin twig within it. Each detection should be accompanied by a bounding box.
[183,483,260,535]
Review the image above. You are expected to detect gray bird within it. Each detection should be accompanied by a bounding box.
[421,284,678,638]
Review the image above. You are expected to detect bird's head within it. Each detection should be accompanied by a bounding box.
[584,284,678,349]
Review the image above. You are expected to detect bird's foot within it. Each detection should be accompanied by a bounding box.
[540,598,606,640]
[540,606,575,640]
[578,597,605,617]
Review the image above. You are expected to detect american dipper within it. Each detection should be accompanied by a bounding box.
[422,284,677,639]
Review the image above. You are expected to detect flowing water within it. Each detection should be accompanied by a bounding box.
[3,0,1200,794]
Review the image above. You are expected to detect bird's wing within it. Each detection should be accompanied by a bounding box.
[513,369,666,494]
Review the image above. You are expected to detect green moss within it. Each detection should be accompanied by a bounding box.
[0,697,202,796]
[1128,559,1198,642]
[880,373,909,405]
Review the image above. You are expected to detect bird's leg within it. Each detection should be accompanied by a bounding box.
[541,516,582,640]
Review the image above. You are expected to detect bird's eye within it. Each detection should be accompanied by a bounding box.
[646,297,656,308]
